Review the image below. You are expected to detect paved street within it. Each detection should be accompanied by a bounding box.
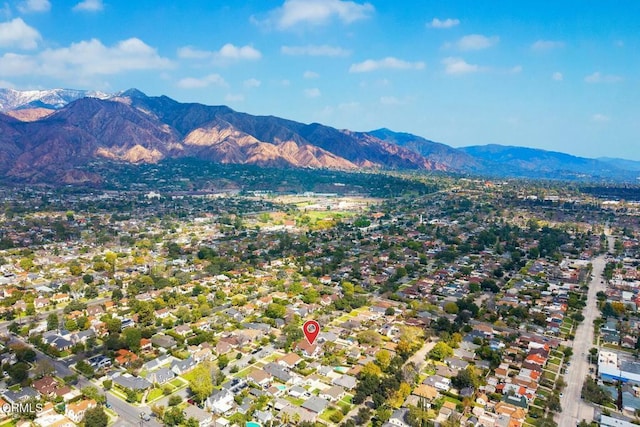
[556,231,614,427]
[1,320,160,427]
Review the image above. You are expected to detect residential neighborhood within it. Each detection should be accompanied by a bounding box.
[0,178,638,427]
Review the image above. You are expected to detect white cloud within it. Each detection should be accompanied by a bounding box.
[73,0,104,12]
[280,79,291,87]
[510,65,522,74]
[584,71,622,84]
[269,0,374,30]
[0,18,41,49]
[442,57,480,75]
[349,57,425,73]
[591,113,610,123]
[304,88,321,98]
[178,44,261,63]
[17,0,49,13]
[281,44,350,57]
[552,72,563,81]
[303,70,319,79]
[0,53,35,76]
[427,18,459,29]
[0,79,14,88]
[40,38,172,77]
[531,40,564,51]
[177,74,227,89]
[243,78,261,88]
[216,43,261,61]
[0,38,172,81]
[177,46,212,60]
[225,93,244,102]
[456,34,499,51]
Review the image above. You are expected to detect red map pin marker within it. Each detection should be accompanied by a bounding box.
[303,320,320,345]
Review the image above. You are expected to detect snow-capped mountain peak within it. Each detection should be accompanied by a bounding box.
[0,88,112,112]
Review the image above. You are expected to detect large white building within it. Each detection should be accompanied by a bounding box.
[598,350,640,384]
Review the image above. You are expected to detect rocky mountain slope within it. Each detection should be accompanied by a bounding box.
[0,88,637,184]
[0,89,446,183]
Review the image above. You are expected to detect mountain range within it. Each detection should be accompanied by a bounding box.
[0,88,637,184]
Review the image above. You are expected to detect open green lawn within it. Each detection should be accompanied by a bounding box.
[341,395,353,405]
[0,420,15,427]
[147,388,164,402]
[286,396,305,406]
[263,354,281,363]
[235,367,252,379]
[443,396,462,406]
[169,377,188,390]
[545,364,560,374]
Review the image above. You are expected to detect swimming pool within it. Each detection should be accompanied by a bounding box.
[276,385,286,391]
[334,366,349,373]
[246,422,262,427]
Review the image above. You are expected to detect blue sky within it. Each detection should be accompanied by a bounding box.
[0,0,638,160]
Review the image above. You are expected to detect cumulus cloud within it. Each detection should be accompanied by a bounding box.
[0,18,41,49]
[442,57,480,75]
[262,0,374,30]
[281,44,350,57]
[304,88,321,98]
[17,0,49,13]
[243,78,261,88]
[303,70,319,79]
[0,37,172,81]
[584,72,622,83]
[40,38,172,77]
[0,52,36,75]
[177,44,261,63]
[552,72,563,81]
[591,113,610,123]
[216,43,261,61]
[427,18,459,29]
[73,0,104,12]
[177,74,227,89]
[531,40,564,51]
[349,57,425,73]
[456,34,499,51]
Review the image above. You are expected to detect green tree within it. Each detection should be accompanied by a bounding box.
[168,395,182,406]
[81,386,106,404]
[443,302,459,314]
[83,406,108,427]
[265,303,286,319]
[189,364,214,403]
[7,362,29,383]
[19,257,34,272]
[122,327,142,353]
[428,342,453,362]
[47,313,59,331]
